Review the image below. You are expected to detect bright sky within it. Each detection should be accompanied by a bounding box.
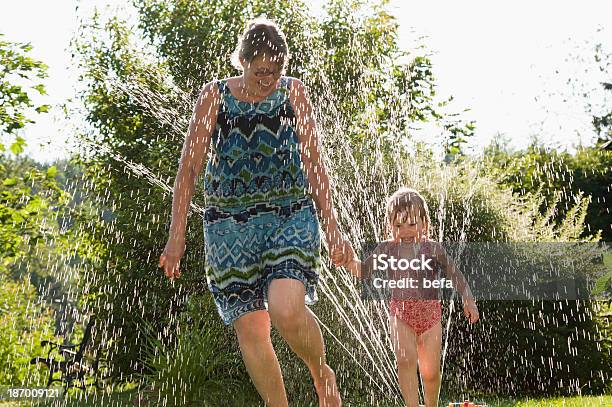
[1,0,611,163]
[391,0,612,154]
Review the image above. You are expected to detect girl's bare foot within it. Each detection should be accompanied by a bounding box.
[313,364,342,407]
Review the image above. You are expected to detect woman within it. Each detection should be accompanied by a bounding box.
[159,17,349,407]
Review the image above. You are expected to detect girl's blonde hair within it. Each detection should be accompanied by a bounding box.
[386,187,431,237]
[231,17,289,73]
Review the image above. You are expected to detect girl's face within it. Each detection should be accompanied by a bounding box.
[240,52,282,94]
[391,209,427,243]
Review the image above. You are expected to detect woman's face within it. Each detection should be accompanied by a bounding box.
[240,52,282,93]
[391,209,427,243]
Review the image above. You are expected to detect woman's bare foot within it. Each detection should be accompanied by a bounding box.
[313,364,341,407]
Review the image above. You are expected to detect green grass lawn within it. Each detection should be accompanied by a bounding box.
[518,395,612,406]
[454,395,612,407]
[1,393,610,406]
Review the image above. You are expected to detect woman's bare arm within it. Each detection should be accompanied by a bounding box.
[160,81,218,279]
[167,81,218,242]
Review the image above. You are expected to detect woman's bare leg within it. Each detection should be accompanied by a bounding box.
[233,310,288,407]
[267,278,341,407]
[390,315,420,407]
[416,322,442,407]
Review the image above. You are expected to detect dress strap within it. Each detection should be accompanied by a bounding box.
[215,79,231,113]
[216,79,229,94]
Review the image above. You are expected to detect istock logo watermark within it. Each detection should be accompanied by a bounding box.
[370,252,454,291]
[357,242,611,301]
[372,253,434,271]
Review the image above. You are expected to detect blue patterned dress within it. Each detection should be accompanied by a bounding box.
[203,77,320,325]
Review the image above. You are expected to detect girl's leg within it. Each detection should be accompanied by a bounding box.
[389,315,420,407]
[416,321,442,407]
[233,310,288,407]
[267,278,341,407]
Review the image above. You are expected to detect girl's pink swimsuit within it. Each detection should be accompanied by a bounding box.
[389,298,442,336]
[368,239,443,336]
[392,239,441,335]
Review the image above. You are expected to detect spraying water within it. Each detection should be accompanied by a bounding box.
[16,1,609,405]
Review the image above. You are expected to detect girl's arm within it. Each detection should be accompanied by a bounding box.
[344,258,363,279]
[430,243,474,302]
[430,242,479,323]
[160,81,218,279]
[289,78,347,264]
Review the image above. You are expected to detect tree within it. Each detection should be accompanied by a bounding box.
[0,38,54,386]
[484,134,611,242]
[0,34,50,153]
[0,35,57,275]
[592,82,612,145]
[1,37,105,387]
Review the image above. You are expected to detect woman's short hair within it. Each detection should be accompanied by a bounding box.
[231,17,289,73]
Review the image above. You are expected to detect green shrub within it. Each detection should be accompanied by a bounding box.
[483,144,611,241]
[321,154,611,398]
[0,278,57,386]
[135,294,260,406]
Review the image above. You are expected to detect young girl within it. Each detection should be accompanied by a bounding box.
[332,187,479,407]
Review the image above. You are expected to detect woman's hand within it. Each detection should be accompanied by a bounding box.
[331,241,364,279]
[159,237,186,281]
[329,239,355,267]
[330,246,344,265]
[463,298,479,324]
